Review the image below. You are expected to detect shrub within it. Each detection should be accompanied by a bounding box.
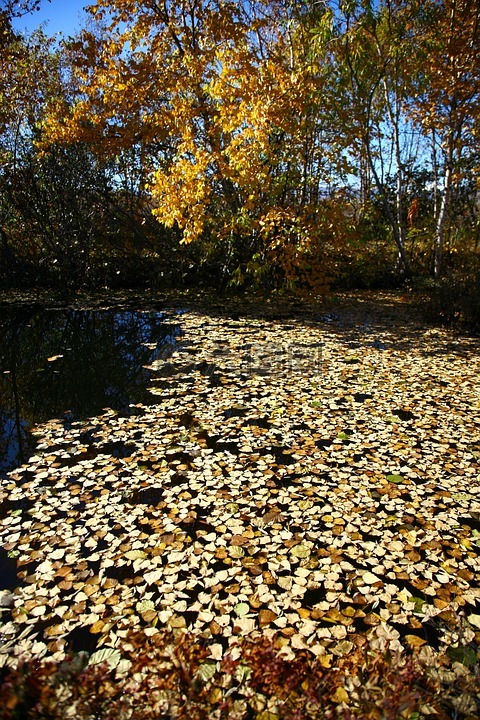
[0,629,479,720]
[422,273,480,334]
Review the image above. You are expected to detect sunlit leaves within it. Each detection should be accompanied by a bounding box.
[40,1,346,289]
[88,647,122,669]
[4,626,478,719]
[0,295,479,673]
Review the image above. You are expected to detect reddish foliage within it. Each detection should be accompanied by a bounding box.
[0,630,478,720]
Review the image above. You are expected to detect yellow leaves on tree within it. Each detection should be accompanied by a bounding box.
[41,0,336,290]
[152,148,212,245]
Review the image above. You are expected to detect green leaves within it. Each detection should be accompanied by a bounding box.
[234,603,250,618]
[386,474,403,484]
[447,645,478,667]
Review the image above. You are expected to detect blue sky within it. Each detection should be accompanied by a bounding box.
[12,0,89,37]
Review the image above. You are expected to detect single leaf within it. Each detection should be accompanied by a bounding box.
[408,596,426,613]
[405,635,427,648]
[290,544,310,558]
[386,474,403,484]
[196,662,216,683]
[362,571,382,585]
[88,648,122,669]
[234,602,250,617]
[229,546,245,558]
[136,600,155,613]
[298,500,313,510]
[126,550,147,560]
[332,687,349,703]
[259,609,278,626]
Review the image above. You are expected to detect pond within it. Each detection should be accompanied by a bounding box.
[0,306,183,475]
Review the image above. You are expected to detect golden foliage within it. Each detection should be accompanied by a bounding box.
[41,0,338,290]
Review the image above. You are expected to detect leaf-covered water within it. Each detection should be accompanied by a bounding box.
[0,293,479,672]
[0,307,182,474]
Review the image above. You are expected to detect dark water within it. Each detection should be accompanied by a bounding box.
[0,307,182,474]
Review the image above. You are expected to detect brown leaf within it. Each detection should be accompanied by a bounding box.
[259,609,278,626]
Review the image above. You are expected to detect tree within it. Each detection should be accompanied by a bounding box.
[43,0,347,291]
[0,28,63,279]
[0,1,48,55]
[408,0,480,276]
[323,0,425,276]
[5,0,477,289]
[0,23,171,289]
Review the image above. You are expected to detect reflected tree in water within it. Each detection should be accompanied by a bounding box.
[0,308,181,473]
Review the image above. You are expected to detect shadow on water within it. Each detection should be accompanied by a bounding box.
[0,307,182,474]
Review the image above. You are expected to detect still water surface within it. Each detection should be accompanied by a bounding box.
[0,307,182,474]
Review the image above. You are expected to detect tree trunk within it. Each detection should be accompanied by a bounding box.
[365,140,410,274]
[433,133,454,278]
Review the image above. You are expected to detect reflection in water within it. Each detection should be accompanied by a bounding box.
[0,307,182,474]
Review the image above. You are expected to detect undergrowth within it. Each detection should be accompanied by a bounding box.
[0,630,479,720]
[420,272,480,334]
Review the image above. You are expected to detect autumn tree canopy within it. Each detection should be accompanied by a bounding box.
[1,0,479,290]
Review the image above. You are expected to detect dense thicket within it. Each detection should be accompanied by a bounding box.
[1,0,479,294]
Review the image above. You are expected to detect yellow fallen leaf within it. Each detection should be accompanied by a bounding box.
[405,635,427,648]
[259,609,278,626]
[90,620,106,634]
[318,653,333,668]
[208,687,223,704]
[332,686,349,704]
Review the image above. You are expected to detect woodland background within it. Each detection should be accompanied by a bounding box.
[1,0,479,323]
